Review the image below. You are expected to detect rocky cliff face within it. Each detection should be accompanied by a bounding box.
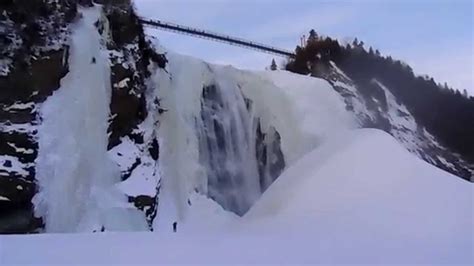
[0,0,166,233]
[311,60,473,180]
[100,0,165,229]
[0,0,78,233]
[1,0,284,233]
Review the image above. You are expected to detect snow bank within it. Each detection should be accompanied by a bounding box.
[244,128,473,263]
[258,70,357,164]
[2,129,471,264]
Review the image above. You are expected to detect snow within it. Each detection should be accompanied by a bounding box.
[437,155,456,170]
[330,61,351,80]
[6,142,34,155]
[32,6,145,233]
[108,136,140,173]
[150,49,357,225]
[0,196,11,201]
[330,78,377,123]
[0,155,31,177]
[0,122,36,134]
[116,154,159,198]
[259,70,357,164]
[2,102,35,111]
[1,6,471,263]
[1,129,471,264]
[244,129,473,264]
[114,77,130,89]
[371,79,469,173]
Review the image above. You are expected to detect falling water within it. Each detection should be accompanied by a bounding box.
[197,83,262,215]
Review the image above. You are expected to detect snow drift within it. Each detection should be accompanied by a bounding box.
[2,129,471,264]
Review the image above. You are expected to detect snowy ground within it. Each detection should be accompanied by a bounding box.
[1,129,472,264]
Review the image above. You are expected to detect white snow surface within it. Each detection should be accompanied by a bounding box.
[0,196,11,202]
[1,129,472,264]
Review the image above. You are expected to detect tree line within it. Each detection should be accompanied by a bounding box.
[285,30,474,164]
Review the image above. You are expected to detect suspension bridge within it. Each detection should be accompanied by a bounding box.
[139,18,296,58]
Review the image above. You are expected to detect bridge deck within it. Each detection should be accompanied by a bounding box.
[139,18,295,58]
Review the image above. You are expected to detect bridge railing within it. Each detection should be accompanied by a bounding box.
[139,17,295,58]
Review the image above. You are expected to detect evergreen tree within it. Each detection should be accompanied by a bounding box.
[270,59,277,71]
[369,47,374,56]
[352,38,359,47]
[285,34,474,176]
[308,29,318,43]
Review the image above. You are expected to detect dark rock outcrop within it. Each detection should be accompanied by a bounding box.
[256,121,285,192]
[0,0,77,234]
[311,60,472,181]
[100,2,165,228]
[1,0,166,233]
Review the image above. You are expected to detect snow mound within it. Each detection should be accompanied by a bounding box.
[244,128,473,263]
[256,70,357,164]
[2,129,471,264]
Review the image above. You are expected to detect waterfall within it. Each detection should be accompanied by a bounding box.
[153,52,286,225]
[197,83,261,215]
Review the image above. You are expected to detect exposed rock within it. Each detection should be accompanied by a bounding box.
[128,193,158,229]
[0,205,42,234]
[0,48,69,105]
[256,121,285,192]
[313,60,472,181]
[96,3,165,227]
[148,138,159,161]
[1,0,165,233]
[0,132,37,163]
[0,0,76,234]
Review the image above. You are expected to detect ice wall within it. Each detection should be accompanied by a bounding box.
[152,52,290,220]
[33,7,147,232]
[197,83,261,215]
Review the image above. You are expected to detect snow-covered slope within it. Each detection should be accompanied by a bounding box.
[244,129,473,263]
[316,62,473,180]
[2,129,471,264]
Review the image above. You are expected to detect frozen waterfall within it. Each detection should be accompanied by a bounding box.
[33,7,147,232]
[197,83,261,215]
[153,52,286,220]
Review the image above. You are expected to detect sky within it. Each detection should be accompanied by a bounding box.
[134,0,473,94]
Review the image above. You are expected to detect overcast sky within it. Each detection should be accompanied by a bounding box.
[134,0,473,94]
